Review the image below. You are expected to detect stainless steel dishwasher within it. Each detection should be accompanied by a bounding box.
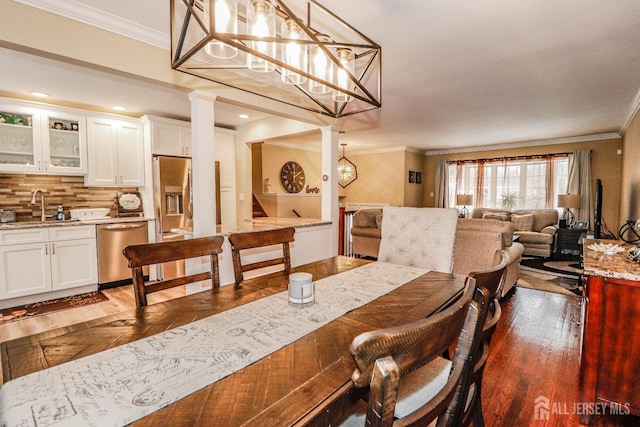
[97,222,149,288]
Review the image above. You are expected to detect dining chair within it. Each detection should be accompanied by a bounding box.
[377,207,459,273]
[123,235,224,308]
[228,227,295,286]
[341,277,479,427]
[448,250,507,427]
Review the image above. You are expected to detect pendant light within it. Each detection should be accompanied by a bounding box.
[281,19,307,84]
[246,0,276,73]
[205,0,238,59]
[337,143,358,188]
[171,0,382,118]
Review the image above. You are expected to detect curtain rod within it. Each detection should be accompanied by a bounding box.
[448,152,570,165]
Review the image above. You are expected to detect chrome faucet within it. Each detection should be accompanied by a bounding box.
[31,189,46,221]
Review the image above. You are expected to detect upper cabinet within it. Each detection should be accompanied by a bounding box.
[143,115,191,157]
[85,116,144,187]
[0,101,87,175]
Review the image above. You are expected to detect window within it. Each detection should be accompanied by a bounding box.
[449,156,569,211]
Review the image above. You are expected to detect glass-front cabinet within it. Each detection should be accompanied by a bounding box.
[0,101,87,175]
[43,113,87,174]
[0,107,36,170]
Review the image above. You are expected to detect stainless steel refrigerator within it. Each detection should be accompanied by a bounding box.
[153,155,221,280]
[153,155,193,280]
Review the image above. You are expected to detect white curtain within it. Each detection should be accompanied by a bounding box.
[567,149,593,226]
[435,160,449,208]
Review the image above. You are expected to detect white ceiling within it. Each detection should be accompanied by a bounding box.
[3,0,640,152]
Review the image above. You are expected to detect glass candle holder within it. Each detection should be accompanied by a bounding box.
[288,272,315,307]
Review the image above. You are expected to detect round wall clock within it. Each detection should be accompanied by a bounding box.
[280,161,305,193]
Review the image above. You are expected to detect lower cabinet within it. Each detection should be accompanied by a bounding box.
[0,225,97,300]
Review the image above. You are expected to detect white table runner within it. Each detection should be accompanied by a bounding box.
[0,262,427,427]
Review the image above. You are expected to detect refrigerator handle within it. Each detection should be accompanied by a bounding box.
[187,168,193,219]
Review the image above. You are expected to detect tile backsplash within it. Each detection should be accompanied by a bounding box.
[0,174,138,221]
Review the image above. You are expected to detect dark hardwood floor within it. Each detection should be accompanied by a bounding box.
[1,282,638,426]
[483,287,638,426]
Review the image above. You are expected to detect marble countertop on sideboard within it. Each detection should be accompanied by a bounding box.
[582,239,640,282]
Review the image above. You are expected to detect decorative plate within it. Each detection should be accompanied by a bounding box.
[116,192,144,216]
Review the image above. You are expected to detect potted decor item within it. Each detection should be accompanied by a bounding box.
[501,191,520,210]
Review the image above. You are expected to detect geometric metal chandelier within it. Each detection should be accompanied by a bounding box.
[337,143,357,188]
[170,0,382,118]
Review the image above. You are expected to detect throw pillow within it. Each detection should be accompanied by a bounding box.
[482,212,508,221]
[511,213,535,231]
[375,214,383,229]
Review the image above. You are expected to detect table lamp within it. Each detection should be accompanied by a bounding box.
[456,194,473,218]
[557,194,581,227]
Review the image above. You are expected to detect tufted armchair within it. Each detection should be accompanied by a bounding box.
[377,207,459,272]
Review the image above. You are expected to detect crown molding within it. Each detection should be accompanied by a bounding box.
[422,133,621,156]
[15,0,168,49]
[351,145,424,156]
[620,88,640,134]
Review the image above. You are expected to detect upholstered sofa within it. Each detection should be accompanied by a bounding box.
[350,208,383,259]
[453,218,524,297]
[471,208,558,257]
[350,209,524,297]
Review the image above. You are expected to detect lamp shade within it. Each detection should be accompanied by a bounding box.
[456,194,473,206]
[557,194,581,209]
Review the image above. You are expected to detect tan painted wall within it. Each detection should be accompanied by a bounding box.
[423,138,623,232]
[404,151,424,207]
[252,143,322,218]
[340,151,405,207]
[620,110,640,228]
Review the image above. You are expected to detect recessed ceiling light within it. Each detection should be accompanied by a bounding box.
[112,106,127,111]
[238,114,250,119]
[30,91,49,98]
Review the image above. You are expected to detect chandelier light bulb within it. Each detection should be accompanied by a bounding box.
[309,34,333,94]
[247,0,276,73]
[281,19,308,85]
[205,0,238,59]
[333,48,355,103]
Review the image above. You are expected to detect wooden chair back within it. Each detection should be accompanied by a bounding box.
[228,227,295,286]
[349,277,478,427]
[448,251,507,427]
[123,236,224,308]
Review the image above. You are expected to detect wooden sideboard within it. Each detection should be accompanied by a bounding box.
[580,240,640,425]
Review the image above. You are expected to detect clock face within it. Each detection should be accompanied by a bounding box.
[280,161,305,193]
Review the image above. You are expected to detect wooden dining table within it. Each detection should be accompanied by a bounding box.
[0,256,466,426]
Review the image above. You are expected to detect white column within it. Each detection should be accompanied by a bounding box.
[188,90,217,237]
[186,91,217,293]
[321,126,339,257]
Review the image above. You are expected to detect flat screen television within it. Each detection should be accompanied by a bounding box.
[594,178,603,239]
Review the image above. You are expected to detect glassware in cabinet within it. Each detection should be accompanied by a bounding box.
[47,116,82,170]
[0,110,36,168]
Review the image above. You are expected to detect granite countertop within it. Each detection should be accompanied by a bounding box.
[0,216,152,230]
[170,218,331,238]
[582,239,640,282]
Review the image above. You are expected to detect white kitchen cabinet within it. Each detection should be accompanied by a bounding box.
[143,115,191,157]
[0,225,97,300]
[0,99,87,174]
[85,116,144,186]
